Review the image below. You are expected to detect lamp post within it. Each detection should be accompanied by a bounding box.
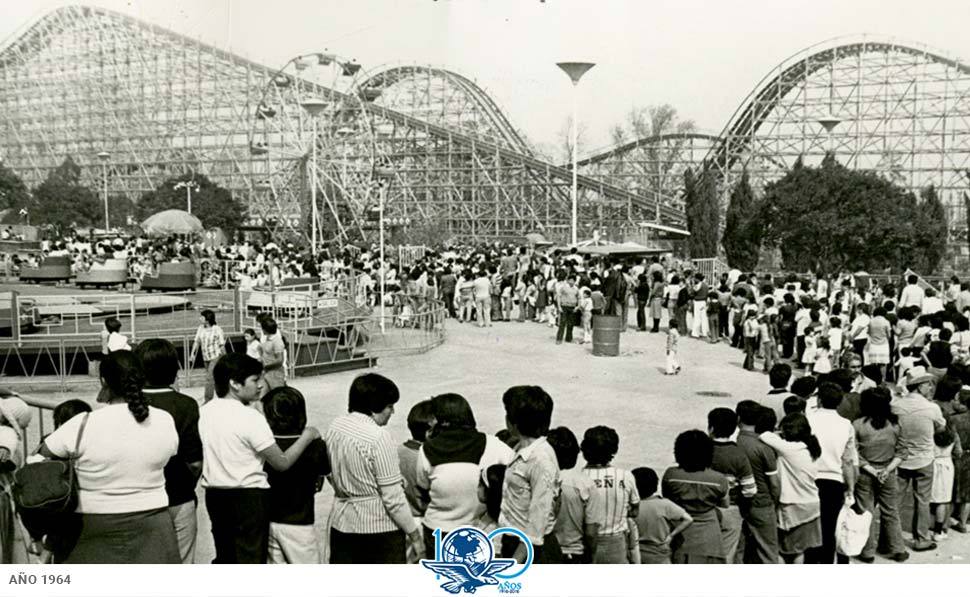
[300,97,328,255]
[817,114,841,158]
[556,62,595,246]
[374,166,393,333]
[173,179,200,214]
[96,151,110,230]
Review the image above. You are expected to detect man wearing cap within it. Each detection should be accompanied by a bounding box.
[893,366,946,551]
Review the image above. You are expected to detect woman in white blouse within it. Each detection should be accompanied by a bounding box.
[40,351,179,563]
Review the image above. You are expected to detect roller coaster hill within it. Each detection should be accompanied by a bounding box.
[3,8,970,262]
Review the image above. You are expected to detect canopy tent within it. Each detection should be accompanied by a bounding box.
[577,241,667,256]
[524,232,554,246]
[140,209,204,236]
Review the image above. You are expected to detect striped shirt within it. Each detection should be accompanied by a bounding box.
[711,440,757,505]
[325,412,416,535]
[583,466,639,536]
[194,324,226,362]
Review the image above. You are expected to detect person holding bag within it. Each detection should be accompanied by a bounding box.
[38,351,179,563]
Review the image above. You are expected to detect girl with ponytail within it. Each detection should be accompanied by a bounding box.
[759,413,823,563]
[39,351,180,563]
[99,350,149,423]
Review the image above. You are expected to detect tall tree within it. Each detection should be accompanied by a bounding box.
[687,169,721,258]
[760,155,940,273]
[31,156,101,233]
[0,163,30,212]
[138,172,245,233]
[915,184,948,274]
[683,167,696,241]
[721,171,761,270]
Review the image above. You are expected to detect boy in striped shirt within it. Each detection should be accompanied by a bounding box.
[708,408,757,563]
[580,426,640,563]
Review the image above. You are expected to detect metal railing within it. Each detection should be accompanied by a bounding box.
[692,258,729,282]
[0,291,446,391]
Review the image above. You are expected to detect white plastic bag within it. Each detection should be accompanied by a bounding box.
[835,504,872,557]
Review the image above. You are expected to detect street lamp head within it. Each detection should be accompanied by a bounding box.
[556,62,596,85]
[300,97,329,117]
[96,151,110,161]
[817,115,841,132]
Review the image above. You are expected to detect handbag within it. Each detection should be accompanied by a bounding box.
[835,502,872,557]
[12,413,89,527]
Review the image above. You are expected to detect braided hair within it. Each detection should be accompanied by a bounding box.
[100,351,149,423]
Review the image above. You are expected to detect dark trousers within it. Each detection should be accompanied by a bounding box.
[897,464,934,543]
[329,528,406,564]
[500,532,562,564]
[741,503,780,564]
[556,306,576,343]
[718,310,729,339]
[636,299,648,330]
[743,336,758,370]
[796,335,806,365]
[852,339,868,364]
[804,479,849,564]
[423,525,445,559]
[205,488,270,564]
[782,326,795,358]
[443,291,456,318]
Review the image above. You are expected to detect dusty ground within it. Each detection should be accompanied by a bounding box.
[30,313,970,564]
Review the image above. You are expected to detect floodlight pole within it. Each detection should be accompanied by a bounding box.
[379,181,386,334]
[557,62,595,246]
[97,151,110,230]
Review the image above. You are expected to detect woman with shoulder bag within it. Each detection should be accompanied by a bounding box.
[39,351,179,563]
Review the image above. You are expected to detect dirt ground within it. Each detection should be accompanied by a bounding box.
[36,313,970,564]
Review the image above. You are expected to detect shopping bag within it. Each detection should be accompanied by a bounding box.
[835,503,872,556]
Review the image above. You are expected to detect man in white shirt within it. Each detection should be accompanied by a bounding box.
[200,353,319,563]
[899,274,924,310]
[805,383,858,564]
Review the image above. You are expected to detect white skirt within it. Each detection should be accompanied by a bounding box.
[932,458,955,504]
[866,341,891,365]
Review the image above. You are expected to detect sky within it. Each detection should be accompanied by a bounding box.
[2,0,970,157]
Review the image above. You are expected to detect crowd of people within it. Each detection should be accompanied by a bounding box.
[0,310,966,564]
[3,234,970,565]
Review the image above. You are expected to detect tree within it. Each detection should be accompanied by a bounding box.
[721,171,762,270]
[29,156,101,233]
[687,169,720,258]
[0,163,30,213]
[138,172,245,233]
[759,154,941,273]
[556,116,589,164]
[914,184,948,273]
[683,167,696,241]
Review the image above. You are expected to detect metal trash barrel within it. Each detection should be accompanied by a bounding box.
[592,314,622,356]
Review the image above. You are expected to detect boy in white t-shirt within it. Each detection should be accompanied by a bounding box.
[199,353,320,563]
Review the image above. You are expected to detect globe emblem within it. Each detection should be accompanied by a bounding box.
[440,528,493,576]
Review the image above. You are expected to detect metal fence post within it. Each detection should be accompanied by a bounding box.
[233,287,243,333]
[129,293,137,343]
[10,290,20,346]
[59,339,67,391]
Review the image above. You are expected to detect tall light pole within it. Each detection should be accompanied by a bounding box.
[174,179,200,214]
[375,166,393,333]
[557,62,595,246]
[97,151,110,230]
[817,114,841,158]
[300,97,328,255]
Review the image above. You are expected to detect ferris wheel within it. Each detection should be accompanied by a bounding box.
[247,52,389,252]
